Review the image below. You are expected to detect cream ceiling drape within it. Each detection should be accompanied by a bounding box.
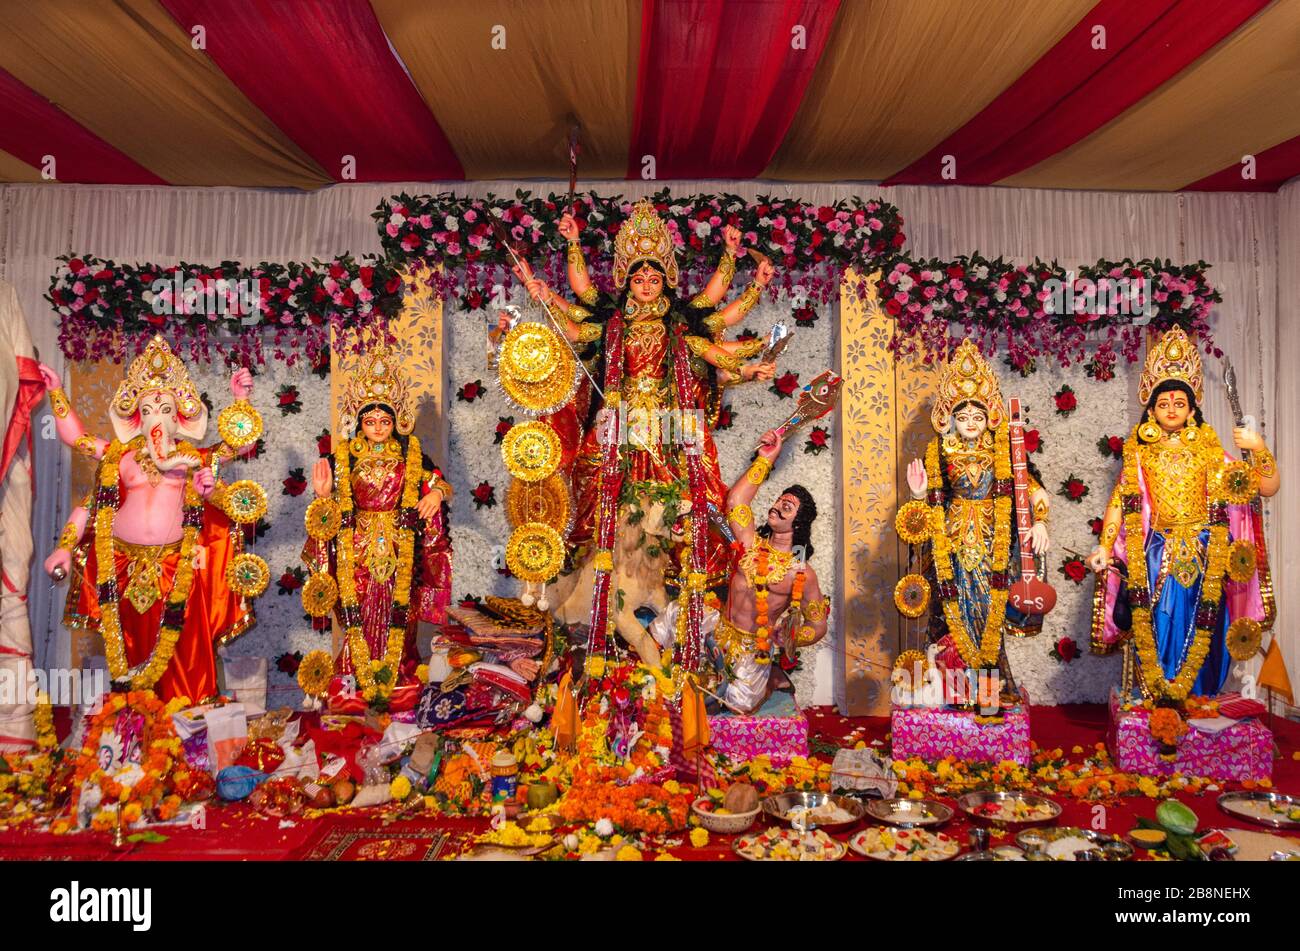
[0,178,1292,708]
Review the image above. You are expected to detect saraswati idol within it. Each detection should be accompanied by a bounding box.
[1088,328,1278,703]
[40,335,269,702]
[302,348,453,710]
[896,340,1053,702]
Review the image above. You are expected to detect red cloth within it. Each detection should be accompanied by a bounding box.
[158,0,464,182]
[883,0,1270,186]
[1184,132,1300,192]
[627,0,839,179]
[0,355,44,488]
[6,704,1297,861]
[0,67,165,184]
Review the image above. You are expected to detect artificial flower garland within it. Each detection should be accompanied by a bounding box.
[1120,425,1231,701]
[924,426,1013,669]
[95,437,203,690]
[333,434,423,703]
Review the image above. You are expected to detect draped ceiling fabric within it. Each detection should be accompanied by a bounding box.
[0,0,1297,191]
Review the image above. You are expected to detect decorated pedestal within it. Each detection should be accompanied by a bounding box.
[707,714,809,767]
[890,698,1032,766]
[1107,689,1273,782]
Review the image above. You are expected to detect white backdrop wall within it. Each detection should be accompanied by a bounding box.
[0,179,1291,711]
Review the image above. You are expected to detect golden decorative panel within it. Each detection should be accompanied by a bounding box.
[838,271,939,715]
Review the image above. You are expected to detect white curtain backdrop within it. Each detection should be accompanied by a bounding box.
[0,179,1290,710]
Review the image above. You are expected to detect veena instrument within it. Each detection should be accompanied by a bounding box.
[1008,397,1056,617]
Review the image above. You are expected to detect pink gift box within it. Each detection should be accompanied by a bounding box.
[1107,690,1273,782]
[890,702,1032,766]
[707,714,809,766]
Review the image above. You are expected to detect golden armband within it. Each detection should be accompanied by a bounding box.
[804,597,830,623]
[49,388,71,419]
[728,503,753,527]
[1254,446,1277,479]
[1100,521,1119,548]
[73,434,98,458]
[1032,497,1050,523]
[56,520,80,552]
[735,282,762,318]
[746,457,773,486]
[566,302,593,322]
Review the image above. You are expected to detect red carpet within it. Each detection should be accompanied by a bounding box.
[2,704,1296,861]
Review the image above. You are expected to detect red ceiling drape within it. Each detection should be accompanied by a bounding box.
[627,0,839,180]
[0,66,165,184]
[884,0,1271,186]
[159,0,464,182]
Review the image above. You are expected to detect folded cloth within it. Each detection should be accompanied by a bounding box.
[1215,692,1268,720]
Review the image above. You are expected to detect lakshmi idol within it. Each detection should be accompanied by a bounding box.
[1088,327,1278,702]
[508,199,777,672]
[39,335,268,702]
[302,348,453,709]
[897,340,1052,700]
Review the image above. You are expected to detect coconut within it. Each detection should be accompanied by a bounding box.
[723,783,759,814]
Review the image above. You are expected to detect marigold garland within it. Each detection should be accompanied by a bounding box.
[95,437,202,689]
[333,434,423,703]
[924,427,1013,668]
[68,691,185,822]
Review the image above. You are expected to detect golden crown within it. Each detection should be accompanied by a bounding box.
[931,339,1005,433]
[340,346,415,435]
[1138,326,1203,405]
[112,335,203,420]
[613,198,679,289]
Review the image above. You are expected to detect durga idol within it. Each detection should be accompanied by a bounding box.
[1088,327,1278,702]
[40,335,269,702]
[510,199,777,672]
[301,348,453,710]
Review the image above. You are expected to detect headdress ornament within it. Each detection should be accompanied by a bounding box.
[613,198,679,289]
[1138,326,1203,405]
[931,339,1005,433]
[340,346,415,435]
[110,335,206,442]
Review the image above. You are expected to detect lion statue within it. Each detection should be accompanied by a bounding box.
[547,496,684,668]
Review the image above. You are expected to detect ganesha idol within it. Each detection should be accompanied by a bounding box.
[41,335,270,703]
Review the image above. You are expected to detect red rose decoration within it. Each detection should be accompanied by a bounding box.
[1051,637,1080,663]
[1023,428,1041,454]
[771,371,800,399]
[277,384,302,415]
[316,430,332,457]
[276,568,306,595]
[1058,558,1088,585]
[276,651,303,675]
[1058,475,1089,503]
[471,481,496,510]
[494,416,515,445]
[458,379,485,403]
[1097,435,1124,459]
[1088,516,1104,537]
[1053,384,1077,416]
[715,405,734,431]
[804,426,829,455]
[459,596,483,610]
[283,467,307,497]
[793,304,817,327]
